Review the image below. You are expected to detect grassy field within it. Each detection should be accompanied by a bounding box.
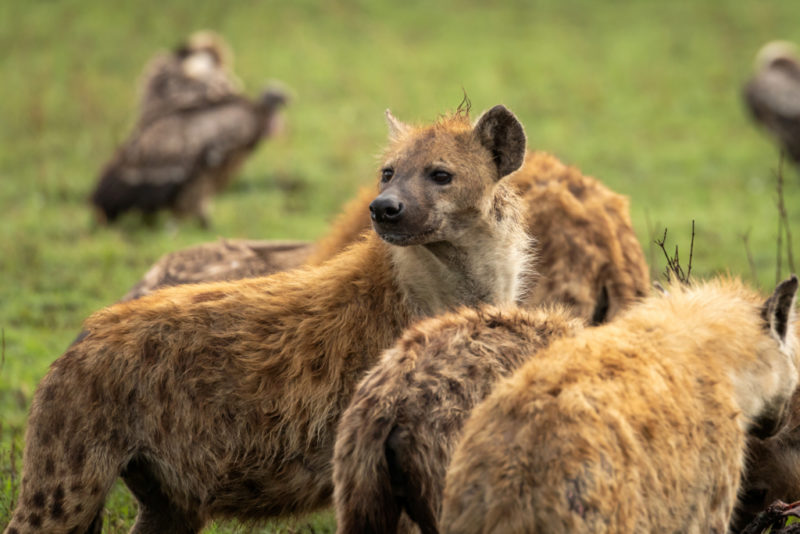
[1,0,800,531]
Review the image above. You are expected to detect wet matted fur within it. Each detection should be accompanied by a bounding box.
[441,277,799,534]
[333,304,584,534]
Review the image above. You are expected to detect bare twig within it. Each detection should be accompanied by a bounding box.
[673,244,680,276]
[777,154,785,285]
[740,229,759,284]
[777,217,784,285]
[654,224,694,285]
[687,220,695,280]
[654,228,677,283]
[776,152,796,277]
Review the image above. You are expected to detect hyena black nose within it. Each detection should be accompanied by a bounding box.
[370,195,404,223]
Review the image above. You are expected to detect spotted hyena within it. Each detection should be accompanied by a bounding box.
[333,304,584,534]
[441,276,799,534]
[122,153,648,325]
[331,153,649,534]
[3,103,530,534]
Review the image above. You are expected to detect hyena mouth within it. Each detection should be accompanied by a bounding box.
[375,227,436,246]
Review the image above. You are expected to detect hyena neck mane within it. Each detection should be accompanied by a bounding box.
[389,184,530,316]
[374,105,532,317]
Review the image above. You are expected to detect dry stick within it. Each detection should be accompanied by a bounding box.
[776,152,796,275]
[654,225,694,285]
[687,219,695,281]
[777,154,785,285]
[655,229,683,283]
[777,218,784,286]
[655,228,674,282]
[673,244,685,281]
[740,229,759,284]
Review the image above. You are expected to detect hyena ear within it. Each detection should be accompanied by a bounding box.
[385,109,410,142]
[473,105,527,179]
[762,274,799,344]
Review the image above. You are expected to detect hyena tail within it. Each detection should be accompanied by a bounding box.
[333,387,405,534]
[385,425,440,534]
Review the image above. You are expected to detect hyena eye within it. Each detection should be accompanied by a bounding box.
[430,170,453,185]
[381,168,394,183]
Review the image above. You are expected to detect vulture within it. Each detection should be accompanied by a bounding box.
[744,40,800,164]
[91,31,289,227]
[136,30,243,126]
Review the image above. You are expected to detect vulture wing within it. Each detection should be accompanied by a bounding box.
[91,97,262,221]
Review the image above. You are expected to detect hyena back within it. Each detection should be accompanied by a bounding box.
[121,151,649,325]
[333,304,584,534]
[441,276,799,534]
[3,104,530,534]
[512,151,648,322]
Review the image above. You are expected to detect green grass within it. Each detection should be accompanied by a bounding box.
[1,0,800,531]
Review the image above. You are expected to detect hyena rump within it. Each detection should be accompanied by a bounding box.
[333,304,584,534]
[3,104,531,534]
[441,276,799,534]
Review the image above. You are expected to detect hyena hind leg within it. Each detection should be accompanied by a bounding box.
[121,455,204,534]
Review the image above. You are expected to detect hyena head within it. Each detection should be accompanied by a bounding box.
[734,389,800,531]
[369,104,526,247]
[749,274,799,439]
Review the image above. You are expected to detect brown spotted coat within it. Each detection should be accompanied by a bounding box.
[122,152,648,325]
[333,305,584,534]
[441,277,799,534]
[513,151,648,323]
[3,105,530,534]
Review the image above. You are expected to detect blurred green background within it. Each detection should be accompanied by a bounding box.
[2,1,799,531]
